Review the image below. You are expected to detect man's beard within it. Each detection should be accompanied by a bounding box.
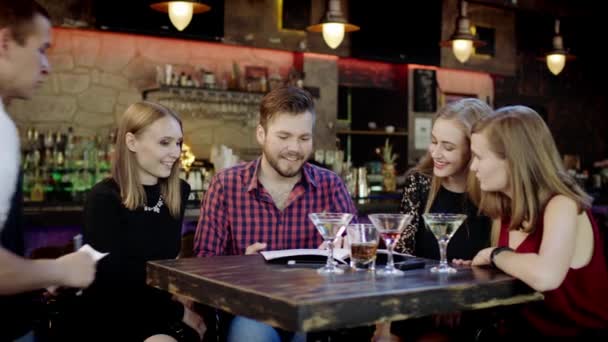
[263,147,309,178]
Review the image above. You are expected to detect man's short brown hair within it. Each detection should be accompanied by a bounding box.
[259,86,315,130]
[0,0,50,46]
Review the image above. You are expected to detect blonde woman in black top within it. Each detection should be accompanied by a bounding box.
[388,98,493,341]
[396,98,492,260]
[60,102,199,341]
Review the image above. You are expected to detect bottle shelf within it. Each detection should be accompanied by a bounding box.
[142,86,266,104]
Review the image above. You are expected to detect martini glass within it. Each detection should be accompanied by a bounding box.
[308,212,354,275]
[368,213,413,276]
[422,213,467,273]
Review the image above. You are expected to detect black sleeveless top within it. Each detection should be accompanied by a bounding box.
[398,172,490,260]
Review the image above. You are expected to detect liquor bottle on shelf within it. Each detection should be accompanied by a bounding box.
[21,126,116,203]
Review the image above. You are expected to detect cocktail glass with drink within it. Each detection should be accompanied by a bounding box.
[368,213,413,276]
[422,213,467,273]
[308,212,354,275]
[346,224,379,271]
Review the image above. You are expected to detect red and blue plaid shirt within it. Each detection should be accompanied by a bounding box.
[194,158,357,256]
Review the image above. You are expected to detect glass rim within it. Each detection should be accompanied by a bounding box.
[309,212,354,217]
[368,213,412,218]
[422,213,467,219]
[346,223,376,228]
[346,224,378,236]
[309,212,354,225]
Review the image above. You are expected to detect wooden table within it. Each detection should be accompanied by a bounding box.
[147,255,542,332]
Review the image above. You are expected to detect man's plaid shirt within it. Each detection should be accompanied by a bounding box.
[194,158,357,256]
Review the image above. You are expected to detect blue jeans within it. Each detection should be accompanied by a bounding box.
[227,316,306,342]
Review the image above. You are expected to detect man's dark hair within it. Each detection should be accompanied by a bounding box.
[0,0,50,46]
[259,86,315,130]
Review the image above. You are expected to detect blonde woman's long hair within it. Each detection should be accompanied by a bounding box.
[410,98,493,213]
[472,105,592,233]
[112,101,183,218]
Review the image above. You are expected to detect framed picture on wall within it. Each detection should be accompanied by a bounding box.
[473,26,495,58]
[413,69,437,113]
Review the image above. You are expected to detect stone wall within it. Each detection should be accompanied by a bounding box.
[303,53,339,149]
[8,28,298,160]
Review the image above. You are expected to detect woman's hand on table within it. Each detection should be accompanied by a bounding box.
[471,247,494,266]
[451,258,471,266]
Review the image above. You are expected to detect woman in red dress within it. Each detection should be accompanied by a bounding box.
[467,105,608,337]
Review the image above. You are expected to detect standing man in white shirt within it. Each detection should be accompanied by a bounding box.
[0,0,95,297]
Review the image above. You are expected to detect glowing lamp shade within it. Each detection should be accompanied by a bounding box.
[439,1,484,64]
[452,39,473,63]
[322,23,345,49]
[541,20,573,76]
[149,1,211,32]
[307,0,359,50]
[546,53,566,75]
[168,2,194,31]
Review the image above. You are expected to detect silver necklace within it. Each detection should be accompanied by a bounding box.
[144,196,164,213]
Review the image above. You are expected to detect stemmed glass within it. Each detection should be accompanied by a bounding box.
[368,213,413,276]
[308,212,354,275]
[422,213,467,273]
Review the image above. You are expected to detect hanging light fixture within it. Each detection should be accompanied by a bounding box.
[307,0,359,49]
[440,0,485,63]
[150,1,211,31]
[544,19,575,75]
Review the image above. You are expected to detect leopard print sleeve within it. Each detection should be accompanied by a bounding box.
[395,172,430,254]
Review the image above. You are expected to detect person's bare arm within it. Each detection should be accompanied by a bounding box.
[473,196,578,292]
[0,247,95,295]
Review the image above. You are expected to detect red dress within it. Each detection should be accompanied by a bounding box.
[498,210,608,336]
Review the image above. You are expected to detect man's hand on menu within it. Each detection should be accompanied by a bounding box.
[245,242,267,255]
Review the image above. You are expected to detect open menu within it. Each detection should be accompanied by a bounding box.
[260,248,425,269]
[260,248,351,264]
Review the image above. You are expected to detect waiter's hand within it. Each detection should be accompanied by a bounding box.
[472,247,494,266]
[54,251,96,289]
[245,242,267,255]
